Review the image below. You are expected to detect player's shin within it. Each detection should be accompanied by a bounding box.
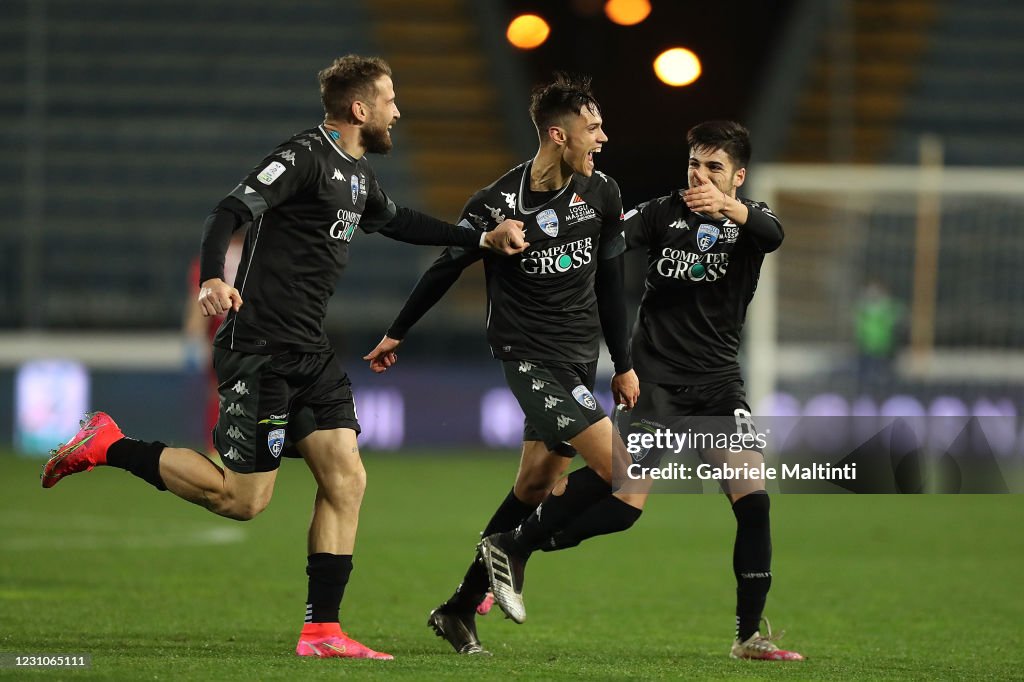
[541,495,642,551]
[732,491,772,641]
[106,438,169,490]
[508,466,611,554]
[306,553,354,625]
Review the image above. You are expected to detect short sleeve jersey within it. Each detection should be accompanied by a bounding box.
[213,126,397,354]
[624,191,782,384]
[444,161,625,363]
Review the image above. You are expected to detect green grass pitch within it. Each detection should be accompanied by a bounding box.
[2,451,1022,680]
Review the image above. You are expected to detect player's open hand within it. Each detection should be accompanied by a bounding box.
[683,171,727,215]
[198,278,242,317]
[611,369,639,409]
[363,335,402,374]
[482,219,529,255]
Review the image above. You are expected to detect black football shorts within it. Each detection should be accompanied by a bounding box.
[502,359,606,457]
[617,378,763,466]
[211,347,359,473]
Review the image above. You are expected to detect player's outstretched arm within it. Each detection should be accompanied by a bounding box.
[376,208,527,255]
[364,246,482,373]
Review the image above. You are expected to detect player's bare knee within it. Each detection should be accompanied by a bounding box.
[513,477,553,505]
[340,466,367,505]
[207,483,273,520]
[514,465,560,503]
[318,465,366,509]
[228,499,267,521]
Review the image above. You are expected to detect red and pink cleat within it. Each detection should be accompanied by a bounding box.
[41,412,124,489]
[296,623,393,660]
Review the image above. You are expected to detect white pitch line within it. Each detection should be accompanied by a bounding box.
[0,526,246,551]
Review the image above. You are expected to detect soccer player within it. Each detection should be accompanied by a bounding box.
[40,55,528,661]
[529,120,803,661]
[363,74,638,656]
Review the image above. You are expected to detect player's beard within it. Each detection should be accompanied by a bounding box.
[361,120,393,155]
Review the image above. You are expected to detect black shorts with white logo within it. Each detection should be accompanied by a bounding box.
[212,347,360,473]
[502,359,606,457]
[617,378,762,467]
[633,378,753,420]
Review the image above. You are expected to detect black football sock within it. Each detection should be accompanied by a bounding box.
[448,489,535,611]
[305,553,353,624]
[106,438,169,491]
[541,495,642,551]
[507,466,611,554]
[732,491,772,641]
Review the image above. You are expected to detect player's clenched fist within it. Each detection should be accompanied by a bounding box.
[482,219,530,255]
[198,278,243,317]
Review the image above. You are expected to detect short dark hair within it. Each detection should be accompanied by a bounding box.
[529,72,601,140]
[318,55,392,120]
[687,120,751,169]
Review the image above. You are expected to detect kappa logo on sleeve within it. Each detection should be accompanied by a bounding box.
[257,162,287,186]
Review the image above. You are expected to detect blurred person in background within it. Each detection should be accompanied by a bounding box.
[853,279,904,397]
[41,54,526,662]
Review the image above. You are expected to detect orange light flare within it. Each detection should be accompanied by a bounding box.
[653,47,702,87]
[604,0,652,26]
[506,14,551,50]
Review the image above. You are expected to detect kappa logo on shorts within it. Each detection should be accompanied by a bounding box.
[531,379,547,391]
[571,385,598,411]
[225,425,245,440]
[222,447,243,461]
[544,395,563,410]
[556,415,575,429]
[225,403,245,417]
[518,361,535,373]
[232,381,250,396]
[267,428,285,458]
